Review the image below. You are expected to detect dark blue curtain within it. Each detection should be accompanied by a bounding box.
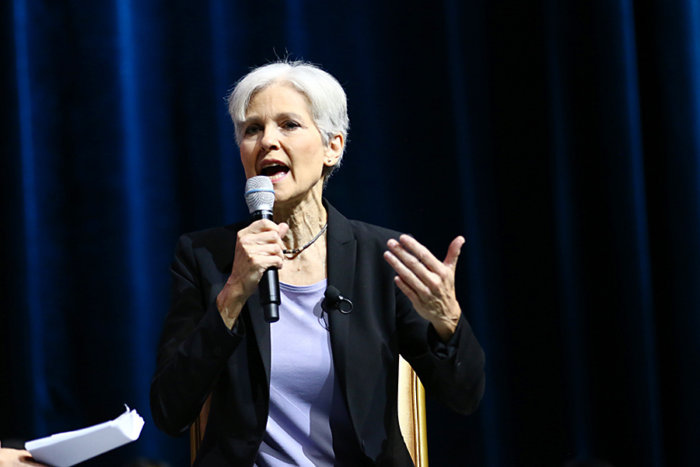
[2,1,698,466]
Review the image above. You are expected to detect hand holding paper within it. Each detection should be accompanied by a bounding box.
[0,446,46,466]
[25,406,144,467]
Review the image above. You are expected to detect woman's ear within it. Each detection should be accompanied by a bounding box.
[324,134,344,167]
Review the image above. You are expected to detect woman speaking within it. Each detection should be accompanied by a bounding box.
[150,61,485,466]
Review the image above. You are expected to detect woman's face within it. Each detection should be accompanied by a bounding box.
[239,82,342,206]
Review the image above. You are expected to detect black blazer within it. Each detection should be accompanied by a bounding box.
[150,202,485,466]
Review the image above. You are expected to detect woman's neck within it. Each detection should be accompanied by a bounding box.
[274,185,327,251]
[274,185,328,285]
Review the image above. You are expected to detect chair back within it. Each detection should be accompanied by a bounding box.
[397,355,429,466]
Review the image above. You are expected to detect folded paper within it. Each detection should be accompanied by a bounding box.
[25,405,144,467]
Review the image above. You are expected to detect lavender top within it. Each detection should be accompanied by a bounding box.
[255,279,358,466]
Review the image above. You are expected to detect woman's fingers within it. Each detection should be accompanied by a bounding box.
[278,222,289,239]
[232,220,287,290]
[383,247,432,297]
[383,234,465,317]
[218,220,288,327]
[240,220,287,249]
[385,234,465,340]
[237,241,284,273]
[0,448,46,466]
[387,234,465,281]
[443,236,465,269]
[397,234,444,272]
[238,220,287,253]
[385,236,446,294]
[394,275,421,305]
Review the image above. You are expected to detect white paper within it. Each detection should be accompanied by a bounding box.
[25,405,144,467]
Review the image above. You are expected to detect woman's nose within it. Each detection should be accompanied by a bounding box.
[260,126,280,151]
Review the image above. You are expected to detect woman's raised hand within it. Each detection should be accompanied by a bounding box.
[216,219,289,328]
[383,234,465,341]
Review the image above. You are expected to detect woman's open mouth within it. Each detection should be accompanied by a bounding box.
[260,164,290,183]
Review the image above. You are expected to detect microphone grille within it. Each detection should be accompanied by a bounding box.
[244,176,275,213]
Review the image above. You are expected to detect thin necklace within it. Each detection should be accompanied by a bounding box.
[283,223,328,259]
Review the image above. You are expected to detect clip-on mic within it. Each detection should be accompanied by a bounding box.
[322,285,353,314]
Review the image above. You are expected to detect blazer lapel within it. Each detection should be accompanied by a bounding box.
[247,290,271,385]
[325,202,361,436]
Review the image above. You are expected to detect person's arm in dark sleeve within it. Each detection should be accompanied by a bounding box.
[386,233,485,414]
[149,234,243,435]
[397,290,485,414]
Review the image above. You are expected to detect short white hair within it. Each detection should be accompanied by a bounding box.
[227,61,349,181]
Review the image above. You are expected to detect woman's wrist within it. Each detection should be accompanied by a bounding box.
[430,303,462,342]
[216,282,246,329]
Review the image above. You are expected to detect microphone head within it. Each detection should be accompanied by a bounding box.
[245,176,275,214]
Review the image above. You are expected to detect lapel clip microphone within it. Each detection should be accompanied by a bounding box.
[322,285,353,314]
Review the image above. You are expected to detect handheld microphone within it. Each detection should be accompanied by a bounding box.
[244,176,280,323]
[322,285,353,314]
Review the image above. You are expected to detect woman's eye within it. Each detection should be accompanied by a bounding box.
[282,121,301,130]
[244,124,261,135]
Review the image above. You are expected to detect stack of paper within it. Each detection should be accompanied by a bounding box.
[25,406,144,467]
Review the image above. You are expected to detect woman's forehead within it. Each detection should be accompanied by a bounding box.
[247,81,312,113]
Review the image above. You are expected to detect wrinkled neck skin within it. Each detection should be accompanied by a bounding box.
[273,180,327,251]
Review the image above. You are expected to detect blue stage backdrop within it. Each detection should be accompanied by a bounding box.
[1,1,699,466]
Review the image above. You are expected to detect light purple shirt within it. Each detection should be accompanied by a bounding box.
[255,279,355,466]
